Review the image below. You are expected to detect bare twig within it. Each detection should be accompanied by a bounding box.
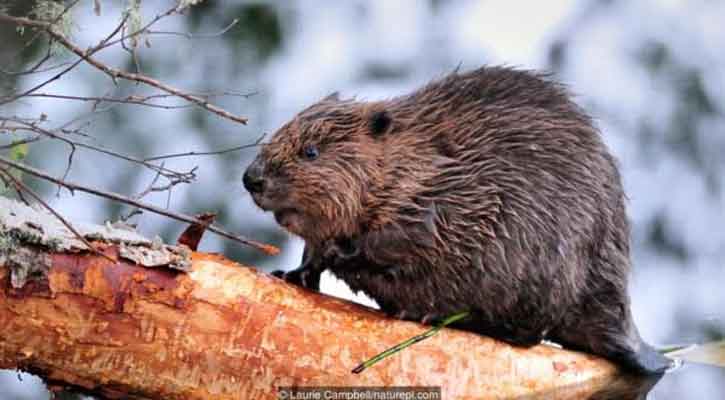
[23,93,195,110]
[0,171,30,205]
[22,90,257,109]
[0,56,88,106]
[145,18,239,39]
[0,155,279,255]
[0,60,75,76]
[104,6,178,50]
[3,117,196,186]
[0,167,114,262]
[98,12,129,49]
[0,137,43,150]
[134,164,165,200]
[144,134,266,162]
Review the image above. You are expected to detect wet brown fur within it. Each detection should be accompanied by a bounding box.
[245,66,671,374]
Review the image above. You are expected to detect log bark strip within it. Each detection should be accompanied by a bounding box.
[0,242,638,399]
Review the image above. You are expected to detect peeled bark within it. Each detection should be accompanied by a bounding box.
[0,199,656,399]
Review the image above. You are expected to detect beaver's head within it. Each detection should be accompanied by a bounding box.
[244,94,394,244]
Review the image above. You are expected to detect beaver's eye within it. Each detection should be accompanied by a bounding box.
[302,144,319,160]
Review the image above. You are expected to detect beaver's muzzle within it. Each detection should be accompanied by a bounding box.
[243,157,266,194]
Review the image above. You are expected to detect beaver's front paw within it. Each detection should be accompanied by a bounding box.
[270,268,321,291]
[271,269,287,279]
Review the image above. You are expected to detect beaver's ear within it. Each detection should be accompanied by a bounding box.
[369,110,392,137]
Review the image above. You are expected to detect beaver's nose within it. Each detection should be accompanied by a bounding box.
[243,158,266,194]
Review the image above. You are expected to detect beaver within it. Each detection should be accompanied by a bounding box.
[243,65,672,375]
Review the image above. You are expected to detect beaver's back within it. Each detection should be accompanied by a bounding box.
[354,67,627,316]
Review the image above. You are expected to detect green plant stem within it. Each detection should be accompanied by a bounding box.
[351,311,470,374]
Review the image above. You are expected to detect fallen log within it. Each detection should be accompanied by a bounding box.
[0,198,655,399]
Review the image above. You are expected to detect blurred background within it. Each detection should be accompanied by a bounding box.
[0,0,723,398]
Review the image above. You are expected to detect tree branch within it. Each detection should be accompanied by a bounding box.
[144,133,265,162]
[0,155,278,255]
[0,13,248,125]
